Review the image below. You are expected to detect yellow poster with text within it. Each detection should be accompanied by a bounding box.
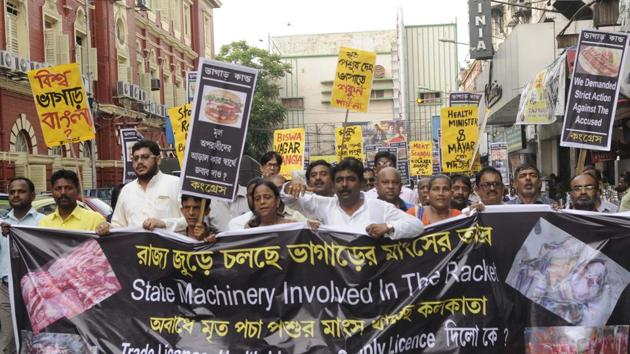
[168,104,192,167]
[27,62,94,147]
[335,126,364,162]
[409,141,433,176]
[309,155,337,164]
[330,47,376,113]
[273,128,305,179]
[440,106,479,173]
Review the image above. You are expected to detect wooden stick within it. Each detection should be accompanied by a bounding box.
[576,149,587,175]
[197,198,207,225]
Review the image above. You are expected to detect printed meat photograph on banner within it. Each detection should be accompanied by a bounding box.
[506,218,630,326]
[525,325,629,354]
[576,45,623,78]
[20,239,122,334]
[200,88,246,128]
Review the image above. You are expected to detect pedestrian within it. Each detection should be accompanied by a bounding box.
[38,170,105,231]
[281,157,424,239]
[417,177,431,207]
[407,175,461,224]
[568,173,610,212]
[306,160,334,197]
[260,151,282,178]
[247,180,295,228]
[450,174,472,210]
[362,167,376,192]
[364,151,417,205]
[506,163,555,205]
[0,177,44,354]
[375,167,411,211]
[96,140,183,236]
[180,195,217,242]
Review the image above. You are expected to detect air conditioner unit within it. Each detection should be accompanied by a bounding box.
[150,78,161,91]
[136,0,150,11]
[117,81,130,97]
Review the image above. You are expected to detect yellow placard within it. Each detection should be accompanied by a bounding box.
[309,155,337,164]
[273,128,305,179]
[335,126,364,162]
[330,47,376,113]
[409,141,433,176]
[168,104,191,167]
[27,62,95,147]
[440,106,479,173]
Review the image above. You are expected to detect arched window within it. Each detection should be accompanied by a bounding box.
[15,130,31,153]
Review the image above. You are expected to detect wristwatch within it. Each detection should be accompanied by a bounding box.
[385,224,395,236]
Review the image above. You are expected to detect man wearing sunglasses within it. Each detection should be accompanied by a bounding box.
[474,166,505,206]
[97,140,184,235]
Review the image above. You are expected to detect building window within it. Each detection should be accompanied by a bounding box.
[49,146,63,156]
[183,3,191,44]
[203,13,213,58]
[116,18,126,46]
[6,1,19,55]
[118,56,129,82]
[417,91,442,105]
[281,97,304,110]
[370,90,385,99]
[81,141,92,158]
[15,130,31,153]
[44,20,57,65]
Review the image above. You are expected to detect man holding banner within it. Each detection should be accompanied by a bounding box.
[282,157,423,239]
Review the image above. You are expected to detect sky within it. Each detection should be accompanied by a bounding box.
[213,0,471,65]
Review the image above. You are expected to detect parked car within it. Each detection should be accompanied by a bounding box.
[32,196,112,217]
[0,193,9,218]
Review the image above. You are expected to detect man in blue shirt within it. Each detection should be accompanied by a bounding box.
[0,177,44,354]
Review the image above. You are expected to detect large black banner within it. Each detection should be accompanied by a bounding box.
[9,207,630,353]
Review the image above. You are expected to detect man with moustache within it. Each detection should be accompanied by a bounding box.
[450,174,472,210]
[506,164,554,205]
[306,160,334,197]
[0,177,44,354]
[39,170,105,230]
[474,167,505,206]
[281,158,423,239]
[375,167,411,211]
[568,173,608,212]
[97,140,183,235]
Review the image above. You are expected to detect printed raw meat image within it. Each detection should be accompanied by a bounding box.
[506,218,630,326]
[200,88,246,128]
[576,45,623,78]
[525,326,629,354]
[20,239,122,333]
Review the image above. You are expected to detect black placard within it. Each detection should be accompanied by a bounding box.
[560,30,629,151]
[179,60,258,201]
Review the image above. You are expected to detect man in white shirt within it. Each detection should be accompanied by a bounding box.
[97,140,183,235]
[282,158,424,239]
[364,151,417,205]
[226,177,261,231]
[209,185,249,232]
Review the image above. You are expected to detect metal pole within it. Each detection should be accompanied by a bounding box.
[85,0,97,188]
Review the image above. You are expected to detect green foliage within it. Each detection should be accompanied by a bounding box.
[216,41,291,160]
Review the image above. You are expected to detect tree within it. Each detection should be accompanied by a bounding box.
[215,41,291,160]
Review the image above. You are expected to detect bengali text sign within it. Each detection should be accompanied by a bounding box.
[441,106,479,173]
[331,47,376,113]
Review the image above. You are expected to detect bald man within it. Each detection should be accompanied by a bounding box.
[376,167,412,211]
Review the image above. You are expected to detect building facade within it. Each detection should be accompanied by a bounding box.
[0,0,219,192]
[273,23,459,156]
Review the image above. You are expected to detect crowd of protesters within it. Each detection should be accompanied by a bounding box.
[0,138,629,353]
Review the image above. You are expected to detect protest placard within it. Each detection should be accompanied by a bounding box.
[273,128,305,179]
[335,126,364,162]
[119,128,143,184]
[330,47,376,112]
[515,54,565,125]
[440,106,479,173]
[167,104,191,167]
[489,142,509,185]
[449,92,482,106]
[409,141,433,177]
[561,30,629,151]
[186,71,197,104]
[27,62,94,147]
[388,142,410,184]
[179,59,257,201]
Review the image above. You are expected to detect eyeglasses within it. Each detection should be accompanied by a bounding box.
[132,154,157,162]
[571,185,595,193]
[478,182,503,190]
